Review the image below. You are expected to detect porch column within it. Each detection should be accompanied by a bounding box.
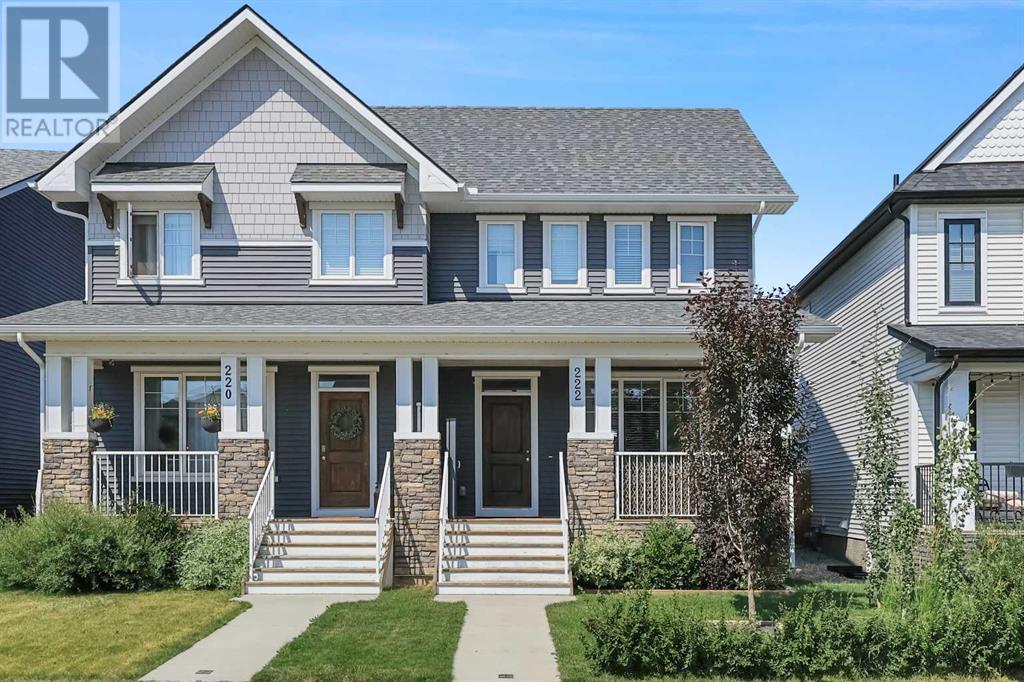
[41,355,95,509]
[565,356,616,537]
[421,356,439,438]
[595,357,613,436]
[217,354,267,518]
[568,356,586,437]
[941,369,975,531]
[396,356,414,435]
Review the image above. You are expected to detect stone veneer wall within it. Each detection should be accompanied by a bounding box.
[218,438,268,518]
[40,438,95,508]
[392,438,441,584]
[565,438,616,537]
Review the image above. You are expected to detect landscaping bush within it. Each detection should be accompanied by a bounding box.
[631,519,701,589]
[177,518,247,591]
[111,503,183,590]
[770,598,857,678]
[569,532,637,589]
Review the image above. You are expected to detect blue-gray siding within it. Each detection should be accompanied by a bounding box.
[429,213,752,301]
[89,244,427,304]
[0,187,83,515]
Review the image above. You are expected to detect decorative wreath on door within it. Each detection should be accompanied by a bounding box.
[328,406,364,441]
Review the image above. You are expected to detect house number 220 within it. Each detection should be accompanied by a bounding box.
[223,363,233,400]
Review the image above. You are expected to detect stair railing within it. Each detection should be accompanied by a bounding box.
[375,451,394,587]
[436,450,453,589]
[558,450,572,588]
[247,451,276,581]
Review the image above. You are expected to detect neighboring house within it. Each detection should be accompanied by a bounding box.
[0,149,84,516]
[0,6,835,594]
[796,64,1024,562]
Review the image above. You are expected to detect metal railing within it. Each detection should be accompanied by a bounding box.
[247,452,276,581]
[916,464,936,526]
[93,451,218,517]
[558,451,572,587]
[916,461,1024,525]
[375,451,394,588]
[615,452,696,518]
[436,450,453,589]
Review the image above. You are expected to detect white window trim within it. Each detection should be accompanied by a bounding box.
[936,210,988,313]
[669,216,715,292]
[604,216,652,292]
[541,215,588,293]
[477,214,526,294]
[310,204,395,284]
[309,366,379,518]
[116,202,203,284]
[585,372,694,453]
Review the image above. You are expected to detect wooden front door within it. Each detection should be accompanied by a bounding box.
[482,395,531,508]
[319,392,371,509]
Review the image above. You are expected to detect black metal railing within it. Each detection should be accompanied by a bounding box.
[916,461,1024,525]
[916,465,935,526]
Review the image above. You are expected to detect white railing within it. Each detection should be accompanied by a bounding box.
[247,452,276,581]
[615,452,696,518]
[558,451,572,587]
[375,451,394,588]
[436,450,453,588]
[34,468,42,516]
[93,451,218,517]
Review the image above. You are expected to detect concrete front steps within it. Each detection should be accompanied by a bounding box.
[438,518,572,595]
[246,518,381,595]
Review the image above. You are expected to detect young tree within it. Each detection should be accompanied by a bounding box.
[928,410,980,595]
[681,277,806,620]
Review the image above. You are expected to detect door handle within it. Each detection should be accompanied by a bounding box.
[320,444,326,453]
[321,456,326,461]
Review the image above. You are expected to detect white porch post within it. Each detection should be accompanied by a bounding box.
[595,357,612,437]
[396,356,414,436]
[70,356,91,435]
[421,356,439,438]
[568,356,586,436]
[246,355,265,439]
[220,355,240,436]
[44,355,66,433]
[942,369,975,531]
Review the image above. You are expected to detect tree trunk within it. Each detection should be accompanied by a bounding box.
[746,567,757,621]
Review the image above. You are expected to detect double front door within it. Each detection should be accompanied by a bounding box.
[319,392,371,509]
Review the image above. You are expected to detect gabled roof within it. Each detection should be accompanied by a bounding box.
[888,324,1024,361]
[0,149,65,192]
[377,107,794,198]
[897,161,1024,193]
[291,163,407,184]
[95,162,215,183]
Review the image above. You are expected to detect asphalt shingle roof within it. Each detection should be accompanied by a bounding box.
[95,162,215,183]
[292,163,406,184]
[889,324,1024,360]
[376,107,794,196]
[898,162,1024,193]
[0,148,64,190]
[0,300,835,335]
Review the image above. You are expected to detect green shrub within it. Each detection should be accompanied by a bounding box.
[177,518,247,591]
[855,611,923,678]
[569,532,637,589]
[770,598,857,678]
[631,519,701,589]
[111,503,182,590]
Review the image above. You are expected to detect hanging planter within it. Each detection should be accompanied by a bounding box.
[198,403,222,433]
[89,403,116,433]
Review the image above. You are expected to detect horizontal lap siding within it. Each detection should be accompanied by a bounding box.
[0,188,83,515]
[89,245,425,304]
[801,219,907,540]
[430,214,751,301]
[93,363,135,451]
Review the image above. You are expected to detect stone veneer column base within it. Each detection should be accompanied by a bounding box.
[217,438,268,518]
[392,437,442,585]
[566,437,616,538]
[41,438,96,509]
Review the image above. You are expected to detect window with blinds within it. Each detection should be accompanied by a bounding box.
[317,210,389,280]
[613,224,643,285]
[945,218,980,305]
[585,377,696,451]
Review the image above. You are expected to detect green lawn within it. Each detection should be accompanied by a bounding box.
[0,589,247,680]
[255,588,466,682]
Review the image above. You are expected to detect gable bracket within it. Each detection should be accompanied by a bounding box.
[294,192,308,229]
[198,194,213,229]
[97,193,116,230]
[395,192,404,229]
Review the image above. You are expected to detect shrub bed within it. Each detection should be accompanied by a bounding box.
[177,518,248,591]
[570,519,700,590]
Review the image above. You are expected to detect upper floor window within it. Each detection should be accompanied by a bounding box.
[945,217,981,305]
[123,207,201,282]
[313,208,393,282]
[542,216,587,291]
[605,217,652,290]
[670,217,715,289]
[478,215,524,293]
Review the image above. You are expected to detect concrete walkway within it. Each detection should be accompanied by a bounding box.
[438,595,574,682]
[143,594,374,682]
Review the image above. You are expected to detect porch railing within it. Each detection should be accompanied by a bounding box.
[436,450,453,589]
[375,451,394,588]
[916,461,1024,525]
[93,451,218,517]
[615,452,696,518]
[247,452,276,581]
[34,468,42,516]
[558,451,572,587]
[915,464,936,526]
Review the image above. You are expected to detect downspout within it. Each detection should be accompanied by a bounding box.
[932,354,960,453]
[49,200,90,303]
[789,331,808,569]
[886,201,911,326]
[17,333,46,514]
[751,200,766,285]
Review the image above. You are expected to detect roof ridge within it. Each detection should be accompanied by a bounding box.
[374,105,740,112]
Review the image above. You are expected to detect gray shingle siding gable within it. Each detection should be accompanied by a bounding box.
[0,187,83,515]
[429,213,752,301]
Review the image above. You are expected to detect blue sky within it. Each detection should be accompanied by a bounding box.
[28,0,1024,288]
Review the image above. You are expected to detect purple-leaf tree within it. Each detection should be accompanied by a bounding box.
[680,277,807,620]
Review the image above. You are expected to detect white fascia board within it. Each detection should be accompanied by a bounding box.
[462,190,798,204]
[422,190,796,215]
[923,67,1024,171]
[290,182,403,195]
[91,182,206,194]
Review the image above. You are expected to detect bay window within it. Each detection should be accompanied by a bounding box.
[313,208,393,282]
[605,217,651,290]
[542,216,587,290]
[478,215,525,292]
[586,376,696,451]
[670,217,714,289]
[125,208,200,280]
